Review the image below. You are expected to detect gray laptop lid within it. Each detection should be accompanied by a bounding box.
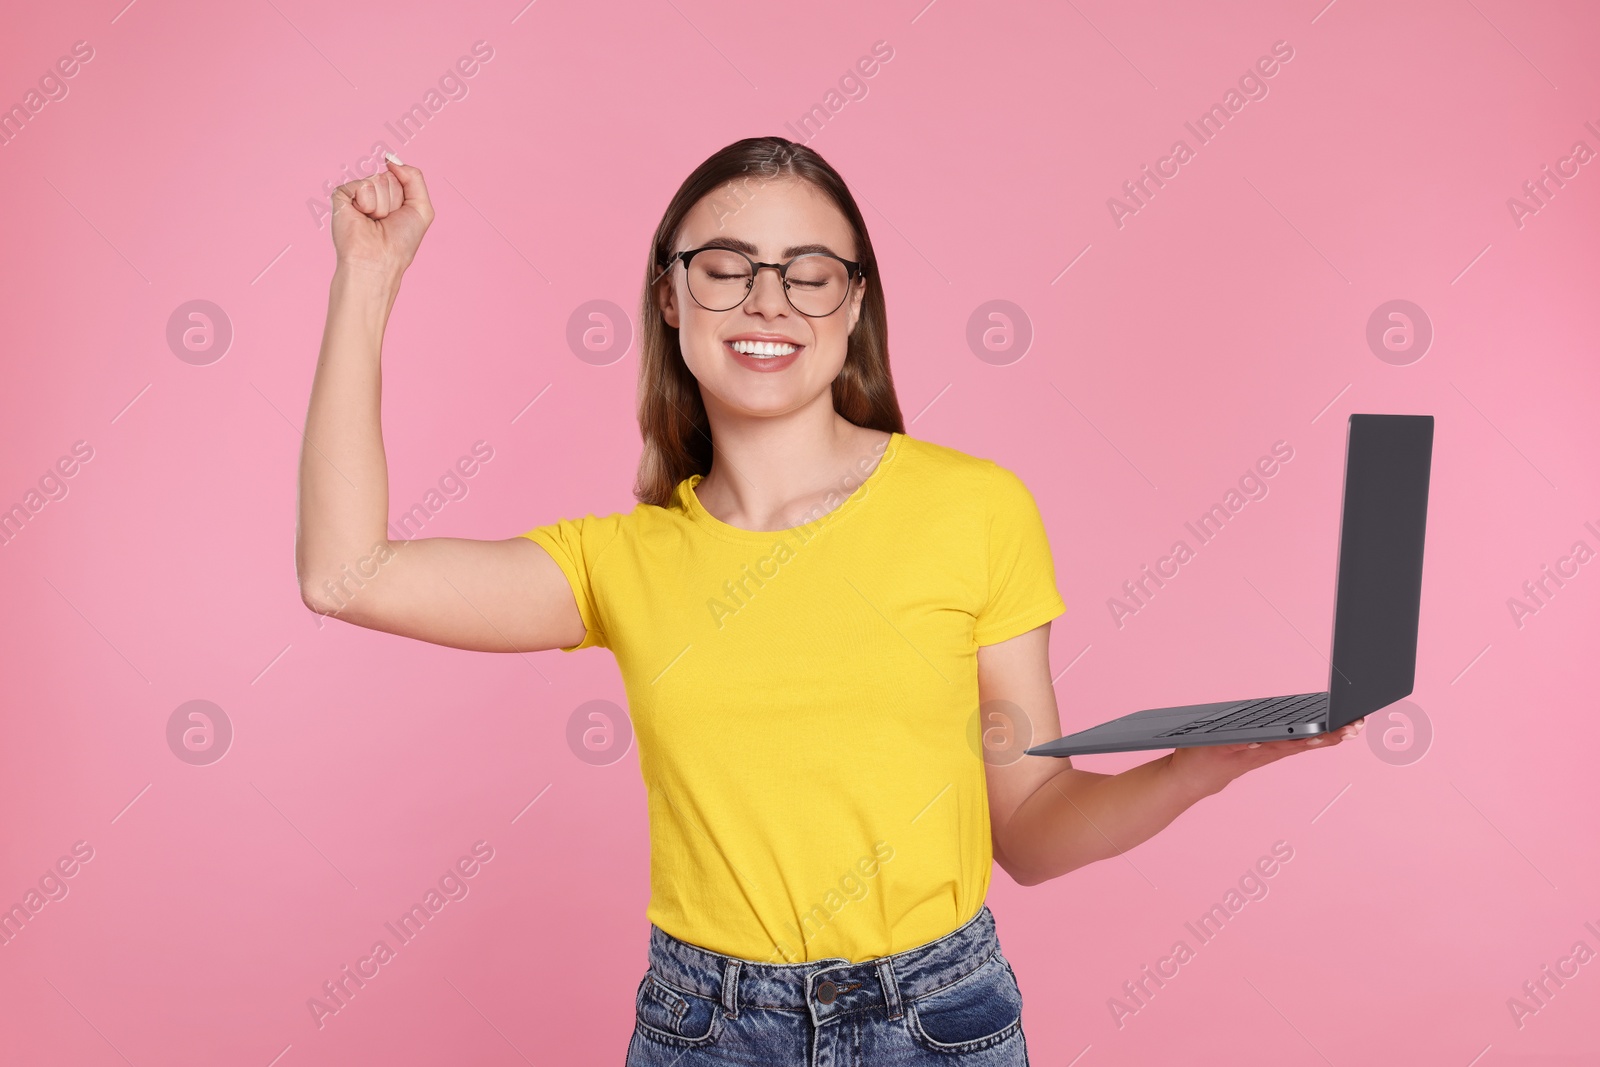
[1325,414,1434,729]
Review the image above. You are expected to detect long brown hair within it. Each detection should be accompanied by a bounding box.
[632,136,905,507]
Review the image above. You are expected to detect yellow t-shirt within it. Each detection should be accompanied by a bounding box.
[521,431,1065,963]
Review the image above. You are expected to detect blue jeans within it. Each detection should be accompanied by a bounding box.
[624,903,1029,1065]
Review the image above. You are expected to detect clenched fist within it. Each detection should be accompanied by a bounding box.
[330,155,435,279]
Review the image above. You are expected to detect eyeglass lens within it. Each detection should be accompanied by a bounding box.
[685,250,852,317]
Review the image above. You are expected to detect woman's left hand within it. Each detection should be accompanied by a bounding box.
[1166,717,1366,799]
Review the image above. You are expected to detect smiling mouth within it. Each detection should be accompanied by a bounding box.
[727,339,802,359]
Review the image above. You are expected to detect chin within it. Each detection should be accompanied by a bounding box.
[705,377,829,414]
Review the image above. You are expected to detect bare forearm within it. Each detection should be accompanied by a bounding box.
[296,265,402,593]
[999,754,1214,886]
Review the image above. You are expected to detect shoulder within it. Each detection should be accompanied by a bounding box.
[894,437,1051,548]
[894,434,1035,502]
[519,499,667,556]
[894,433,998,483]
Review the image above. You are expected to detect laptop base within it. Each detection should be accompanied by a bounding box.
[1025,692,1333,758]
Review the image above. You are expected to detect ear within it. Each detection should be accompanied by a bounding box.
[846,275,867,335]
[657,273,680,330]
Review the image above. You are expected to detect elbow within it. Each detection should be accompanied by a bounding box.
[993,837,1041,888]
[1004,858,1046,888]
[995,836,1082,887]
[296,540,393,617]
[1004,858,1076,888]
[296,552,352,615]
[298,571,343,616]
[300,565,384,623]
[1006,867,1038,889]
[296,550,328,613]
[300,580,334,615]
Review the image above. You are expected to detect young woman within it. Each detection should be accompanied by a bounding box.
[297,136,1365,1064]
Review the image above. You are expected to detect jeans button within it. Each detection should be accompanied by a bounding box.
[817,979,837,1004]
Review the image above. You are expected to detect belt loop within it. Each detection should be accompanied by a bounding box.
[876,956,903,1020]
[721,958,741,1018]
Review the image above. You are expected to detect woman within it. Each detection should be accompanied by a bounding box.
[296,135,1364,1064]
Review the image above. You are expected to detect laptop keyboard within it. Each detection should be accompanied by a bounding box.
[1157,692,1328,737]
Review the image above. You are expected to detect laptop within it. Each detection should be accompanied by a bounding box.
[1025,413,1433,758]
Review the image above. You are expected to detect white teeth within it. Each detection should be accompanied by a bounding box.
[730,340,798,357]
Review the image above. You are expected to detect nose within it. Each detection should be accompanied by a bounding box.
[742,264,791,315]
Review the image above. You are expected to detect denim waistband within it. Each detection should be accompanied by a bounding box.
[644,904,1000,1024]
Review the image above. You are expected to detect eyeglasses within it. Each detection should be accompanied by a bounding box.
[653,246,865,318]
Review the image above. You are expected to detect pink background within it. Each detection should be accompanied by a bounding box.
[2,0,1597,1063]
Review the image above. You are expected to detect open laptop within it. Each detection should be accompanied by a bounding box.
[1025,413,1433,758]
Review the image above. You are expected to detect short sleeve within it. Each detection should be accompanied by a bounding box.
[972,464,1067,646]
[520,513,624,652]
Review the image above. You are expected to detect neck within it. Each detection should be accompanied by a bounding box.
[694,401,892,531]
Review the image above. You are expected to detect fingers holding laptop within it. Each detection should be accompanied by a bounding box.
[1168,716,1368,794]
[1248,715,1365,752]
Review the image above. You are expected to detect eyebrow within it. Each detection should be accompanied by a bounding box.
[691,235,851,260]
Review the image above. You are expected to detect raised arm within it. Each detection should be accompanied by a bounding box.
[295,157,583,653]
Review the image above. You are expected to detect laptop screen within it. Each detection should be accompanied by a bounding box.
[1326,414,1434,727]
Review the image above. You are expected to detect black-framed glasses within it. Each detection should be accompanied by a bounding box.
[653,246,865,318]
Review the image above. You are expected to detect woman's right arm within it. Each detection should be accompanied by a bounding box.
[295,157,584,653]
